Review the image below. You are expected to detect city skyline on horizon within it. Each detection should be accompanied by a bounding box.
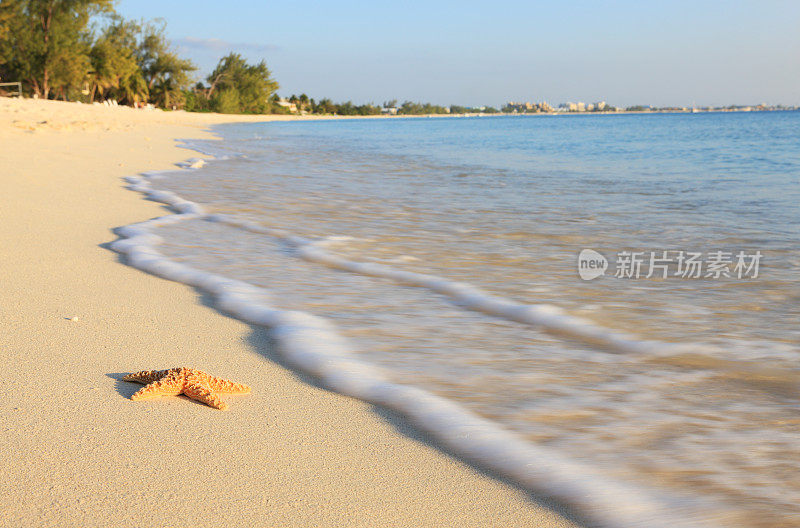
[116,0,800,108]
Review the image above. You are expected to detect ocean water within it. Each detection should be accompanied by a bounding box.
[119,112,799,527]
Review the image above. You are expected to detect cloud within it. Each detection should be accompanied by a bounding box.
[175,37,280,55]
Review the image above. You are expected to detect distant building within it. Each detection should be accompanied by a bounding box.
[276,98,297,113]
[557,101,613,112]
[504,101,553,113]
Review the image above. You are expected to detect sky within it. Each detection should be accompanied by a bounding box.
[115,0,800,108]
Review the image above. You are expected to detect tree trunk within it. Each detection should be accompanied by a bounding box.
[30,77,41,98]
[40,1,55,99]
[42,69,49,99]
[206,74,223,100]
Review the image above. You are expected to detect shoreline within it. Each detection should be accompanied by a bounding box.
[0,97,580,527]
[114,132,702,528]
[4,95,793,131]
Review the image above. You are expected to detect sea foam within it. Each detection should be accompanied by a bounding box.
[109,151,729,528]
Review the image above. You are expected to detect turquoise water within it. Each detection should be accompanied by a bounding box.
[146,112,799,527]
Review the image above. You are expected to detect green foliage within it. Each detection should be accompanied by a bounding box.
[315,97,337,114]
[48,40,91,100]
[0,0,23,68]
[270,104,292,115]
[299,97,381,115]
[89,16,147,104]
[212,88,241,114]
[296,97,502,117]
[283,92,311,112]
[204,53,278,114]
[452,105,499,114]
[339,101,381,115]
[0,0,112,97]
[264,92,289,114]
[398,101,449,115]
[137,19,195,109]
[183,88,211,112]
[0,2,195,109]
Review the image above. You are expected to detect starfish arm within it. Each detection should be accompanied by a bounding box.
[130,376,184,401]
[184,382,228,410]
[206,375,251,394]
[122,369,170,385]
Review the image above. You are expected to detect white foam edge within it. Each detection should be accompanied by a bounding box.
[109,158,724,528]
[282,239,789,382]
[210,231,674,358]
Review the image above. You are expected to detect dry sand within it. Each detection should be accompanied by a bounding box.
[0,98,580,527]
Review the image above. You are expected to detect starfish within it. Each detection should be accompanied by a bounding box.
[122,367,250,410]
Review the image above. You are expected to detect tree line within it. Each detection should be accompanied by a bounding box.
[0,1,499,116]
[0,0,279,113]
[276,96,499,116]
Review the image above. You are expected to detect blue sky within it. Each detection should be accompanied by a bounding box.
[115,0,800,108]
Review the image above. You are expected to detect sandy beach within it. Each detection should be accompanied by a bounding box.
[0,98,579,527]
